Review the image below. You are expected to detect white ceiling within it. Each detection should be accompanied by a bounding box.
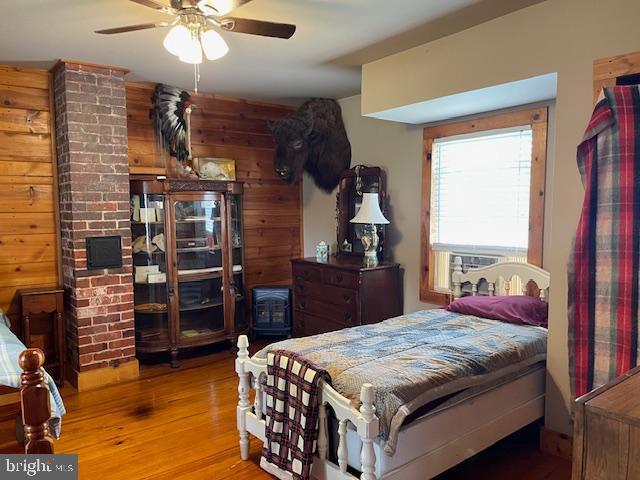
[0,0,544,104]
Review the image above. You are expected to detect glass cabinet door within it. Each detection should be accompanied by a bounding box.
[173,197,227,341]
[131,192,170,349]
[229,194,247,332]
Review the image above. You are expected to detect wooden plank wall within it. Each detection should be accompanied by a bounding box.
[126,82,302,294]
[0,66,59,330]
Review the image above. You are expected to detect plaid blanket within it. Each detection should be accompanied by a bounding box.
[260,350,329,480]
[569,85,640,397]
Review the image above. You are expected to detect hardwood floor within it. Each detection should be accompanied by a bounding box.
[2,343,571,479]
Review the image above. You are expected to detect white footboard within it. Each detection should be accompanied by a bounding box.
[235,335,380,480]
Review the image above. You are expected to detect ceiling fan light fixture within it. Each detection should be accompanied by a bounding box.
[178,36,203,64]
[163,24,191,56]
[200,29,229,61]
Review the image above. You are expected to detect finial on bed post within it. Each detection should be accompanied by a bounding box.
[359,383,378,480]
[539,288,547,302]
[452,256,463,299]
[19,348,54,454]
[237,335,249,361]
[235,335,251,460]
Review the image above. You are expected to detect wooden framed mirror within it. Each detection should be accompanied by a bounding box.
[336,165,387,259]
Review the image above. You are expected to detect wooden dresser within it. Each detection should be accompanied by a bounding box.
[573,365,640,479]
[291,257,402,337]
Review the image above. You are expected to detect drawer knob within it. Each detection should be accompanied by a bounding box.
[343,294,351,302]
[336,274,343,283]
[299,301,306,310]
[345,313,352,322]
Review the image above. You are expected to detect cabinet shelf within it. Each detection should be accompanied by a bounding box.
[134,308,168,315]
[179,299,224,312]
[132,221,164,226]
[177,267,223,282]
[136,327,170,346]
[176,217,221,223]
[176,246,221,253]
[179,329,228,346]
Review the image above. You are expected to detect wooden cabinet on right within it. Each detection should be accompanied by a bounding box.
[572,365,640,480]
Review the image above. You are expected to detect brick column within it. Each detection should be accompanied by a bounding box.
[52,61,137,388]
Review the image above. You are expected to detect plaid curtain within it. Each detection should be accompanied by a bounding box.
[569,85,640,398]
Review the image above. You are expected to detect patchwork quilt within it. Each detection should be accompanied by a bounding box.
[260,350,329,480]
[256,308,547,454]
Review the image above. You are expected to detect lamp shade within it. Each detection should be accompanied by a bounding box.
[178,36,203,64]
[163,25,191,57]
[350,193,389,225]
[200,29,229,61]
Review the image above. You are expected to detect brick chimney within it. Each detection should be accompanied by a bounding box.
[52,61,138,390]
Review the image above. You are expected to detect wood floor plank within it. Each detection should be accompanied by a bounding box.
[0,345,569,480]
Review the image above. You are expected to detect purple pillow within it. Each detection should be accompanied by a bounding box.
[446,295,548,327]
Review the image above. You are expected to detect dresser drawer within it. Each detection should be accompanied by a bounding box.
[295,296,355,325]
[292,264,322,283]
[294,281,357,309]
[323,269,358,289]
[295,310,349,337]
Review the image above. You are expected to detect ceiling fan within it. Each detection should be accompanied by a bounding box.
[96,0,296,86]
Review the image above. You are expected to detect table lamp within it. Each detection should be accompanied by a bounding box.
[350,192,389,267]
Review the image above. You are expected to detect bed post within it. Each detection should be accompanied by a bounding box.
[452,256,463,299]
[358,383,378,480]
[19,348,54,454]
[236,335,251,460]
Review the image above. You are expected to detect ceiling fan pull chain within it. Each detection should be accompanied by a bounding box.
[194,63,201,93]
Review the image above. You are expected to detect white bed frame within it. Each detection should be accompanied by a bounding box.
[236,258,550,480]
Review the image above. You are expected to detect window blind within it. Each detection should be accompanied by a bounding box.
[430,126,533,254]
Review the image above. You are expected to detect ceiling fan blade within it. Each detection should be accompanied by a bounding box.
[95,22,169,34]
[219,18,296,39]
[130,0,175,13]
[199,0,254,16]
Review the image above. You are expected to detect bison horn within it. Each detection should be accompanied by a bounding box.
[304,121,315,138]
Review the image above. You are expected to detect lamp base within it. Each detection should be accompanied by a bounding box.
[363,251,379,267]
[360,224,379,267]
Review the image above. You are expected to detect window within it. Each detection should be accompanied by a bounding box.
[420,108,548,303]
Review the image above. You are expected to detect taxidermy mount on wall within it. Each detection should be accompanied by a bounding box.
[269,98,351,192]
[150,84,197,178]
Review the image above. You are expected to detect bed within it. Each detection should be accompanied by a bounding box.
[235,259,550,480]
[0,311,65,453]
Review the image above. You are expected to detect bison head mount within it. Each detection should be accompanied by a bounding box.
[269,98,351,192]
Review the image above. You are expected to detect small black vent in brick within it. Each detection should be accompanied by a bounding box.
[86,236,123,270]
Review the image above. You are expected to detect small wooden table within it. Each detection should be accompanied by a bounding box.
[572,365,640,479]
[18,288,65,386]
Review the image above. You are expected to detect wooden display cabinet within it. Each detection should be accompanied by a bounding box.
[130,178,247,367]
